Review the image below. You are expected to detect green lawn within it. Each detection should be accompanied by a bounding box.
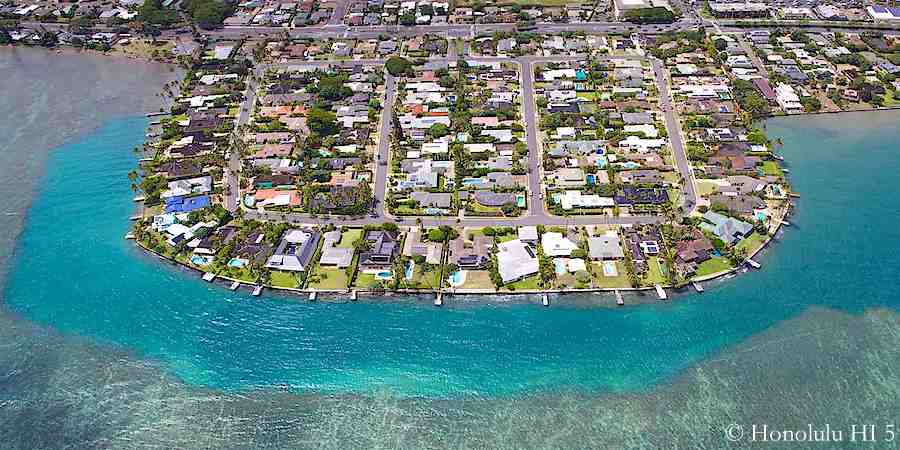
[495,232,518,243]
[882,89,898,107]
[760,161,783,177]
[736,232,767,255]
[400,265,444,290]
[592,261,631,288]
[354,273,380,289]
[269,270,300,288]
[504,275,542,291]
[458,270,496,290]
[308,267,349,290]
[696,180,720,197]
[642,257,668,286]
[338,229,363,248]
[222,266,257,283]
[694,257,732,278]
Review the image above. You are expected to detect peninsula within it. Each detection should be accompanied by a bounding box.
[7,0,897,301]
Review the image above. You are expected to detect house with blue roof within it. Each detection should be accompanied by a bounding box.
[164,195,211,213]
[701,211,753,245]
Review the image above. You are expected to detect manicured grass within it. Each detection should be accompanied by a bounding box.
[269,270,299,288]
[504,275,542,291]
[459,270,495,290]
[760,161,783,177]
[354,273,380,288]
[592,261,631,288]
[642,257,668,286]
[413,267,444,289]
[882,89,898,107]
[577,91,598,101]
[338,229,363,248]
[495,233,518,243]
[308,267,349,290]
[695,180,720,197]
[694,256,733,278]
[736,232,767,255]
[222,266,257,283]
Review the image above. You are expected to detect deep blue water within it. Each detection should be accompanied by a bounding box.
[4,110,900,401]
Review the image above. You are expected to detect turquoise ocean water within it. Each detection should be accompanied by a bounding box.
[4,109,900,402]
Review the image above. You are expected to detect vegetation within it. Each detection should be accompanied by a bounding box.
[385,56,414,76]
[624,7,677,24]
[182,0,232,29]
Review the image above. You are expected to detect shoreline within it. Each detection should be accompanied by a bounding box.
[130,199,792,305]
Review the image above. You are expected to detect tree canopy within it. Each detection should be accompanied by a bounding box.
[385,56,414,76]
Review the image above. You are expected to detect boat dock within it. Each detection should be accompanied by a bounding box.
[692,281,704,293]
[202,272,216,282]
[434,292,443,306]
[747,259,761,269]
[615,290,624,306]
[229,281,240,291]
[308,292,317,301]
[251,285,262,296]
[655,284,667,300]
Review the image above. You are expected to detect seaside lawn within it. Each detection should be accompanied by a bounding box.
[592,262,631,288]
[269,270,299,289]
[694,257,732,278]
[458,270,495,290]
[736,232,767,255]
[760,161,783,177]
[505,275,542,291]
[308,267,350,290]
[354,273,379,288]
[405,266,443,290]
[643,257,668,286]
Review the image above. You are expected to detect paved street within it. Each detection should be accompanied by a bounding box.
[224,62,261,212]
[651,58,697,215]
[372,73,396,219]
[519,58,545,220]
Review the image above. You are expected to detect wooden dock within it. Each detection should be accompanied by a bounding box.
[655,284,668,300]
[615,290,624,306]
[202,272,216,282]
[692,281,704,293]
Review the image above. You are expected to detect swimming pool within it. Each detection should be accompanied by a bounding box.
[462,178,484,186]
[448,270,466,287]
[227,258,246,268]
[404,261,415,280]
[553,259,568,275]
[602,261,619,277]
[190,255,212,266]
[586,174,596,185]
[375,270,392,281]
